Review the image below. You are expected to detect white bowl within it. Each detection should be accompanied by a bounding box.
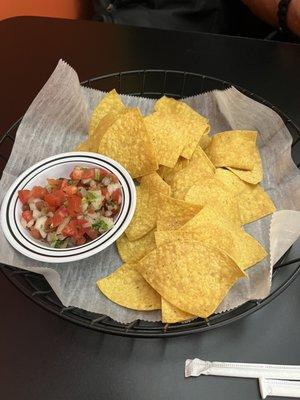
[0,152,136,263]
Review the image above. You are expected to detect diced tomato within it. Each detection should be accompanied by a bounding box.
[111,174,119,183]
[52,207,69,227]
[101,187,108,198]
[111,188,121,204]
[44,193,58,208]
[61,180,79,196]
[82,168,95,180]
[70,167,83,180]
[47,178,62,188]
[76,218,88,228]
[47,205,57,213]
[35,201,45,211]
[85,228,99,240]
[44,217,53,231]
[52,189,66,205]
[29,228,41,240]
[87,205,95,214]
[99,168,109,177]
[62,223,76,237]
[62,219,86,238]
[67,195,82,217]
[111,207,119,216]
[60,179,68,190]
[31,186,47,199]
[75,236,86,246]
[22,210,32,223]
[62,185,77,196]
[45,190,66,209]
[18,190,31,204]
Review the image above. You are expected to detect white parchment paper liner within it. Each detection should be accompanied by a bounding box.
[0,60,299,322]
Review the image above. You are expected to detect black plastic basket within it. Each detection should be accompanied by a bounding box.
[1,70,300,338]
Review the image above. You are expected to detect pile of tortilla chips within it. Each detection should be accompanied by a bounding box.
[75,90,276,323]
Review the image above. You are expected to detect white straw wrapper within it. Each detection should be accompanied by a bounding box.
[259,378,300,398]
[185,359,300,380]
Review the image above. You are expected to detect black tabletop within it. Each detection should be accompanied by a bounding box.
[0,16,300,400]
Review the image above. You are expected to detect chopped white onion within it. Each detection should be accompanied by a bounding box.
[57,217,71,235]
[29,202,36,211]
[27,219,35,228]
[102,176,111,186]
[21,217,27,229]
[107,182,120,195]
[78,187,87,196]
[29,198,42,211]
[34,216,47,238]
[40,230,47,239]
[32,209,42,219]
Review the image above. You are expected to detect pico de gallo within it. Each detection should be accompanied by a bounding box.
[18,166,122,248]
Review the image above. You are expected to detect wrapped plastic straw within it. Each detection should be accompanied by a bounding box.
[259,378,300,398]
[185,359,300,380]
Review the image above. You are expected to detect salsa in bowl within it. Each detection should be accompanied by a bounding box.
[1,152,136,263]
[19,166,122,248]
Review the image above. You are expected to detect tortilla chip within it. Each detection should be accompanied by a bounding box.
[181,205,236,231]
[140,172,171,195]
[155,210,267,271]
[189,146,215,174]
[228,148,263,184]
[89,111,125,152]
[171,163,213,200]
[215,168,245,193]
[161,298,196,323]
[163,146,214,193]
[199,134,212,150]
[125,185,157,241]
[74,140,90,152]
[89,89,125,137]
[159,157,190,186]
[239,185,276,225]
[97,263,160,311]
[206,130,257,170]
[144,111,188,168]
[157,165,167,179]
[154,96,209,159]
[156,194,201,231]
[76,110,125,153]
[185,178,241,226]
[137,242,244,317]
[117,230,156,263]
[215,168,276,224]
[98,108,158,178]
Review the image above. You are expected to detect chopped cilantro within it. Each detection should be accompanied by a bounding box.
[85,191,97,202]
[95,169,101,181]
[54,239,64,248]
[92,220,109,231]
